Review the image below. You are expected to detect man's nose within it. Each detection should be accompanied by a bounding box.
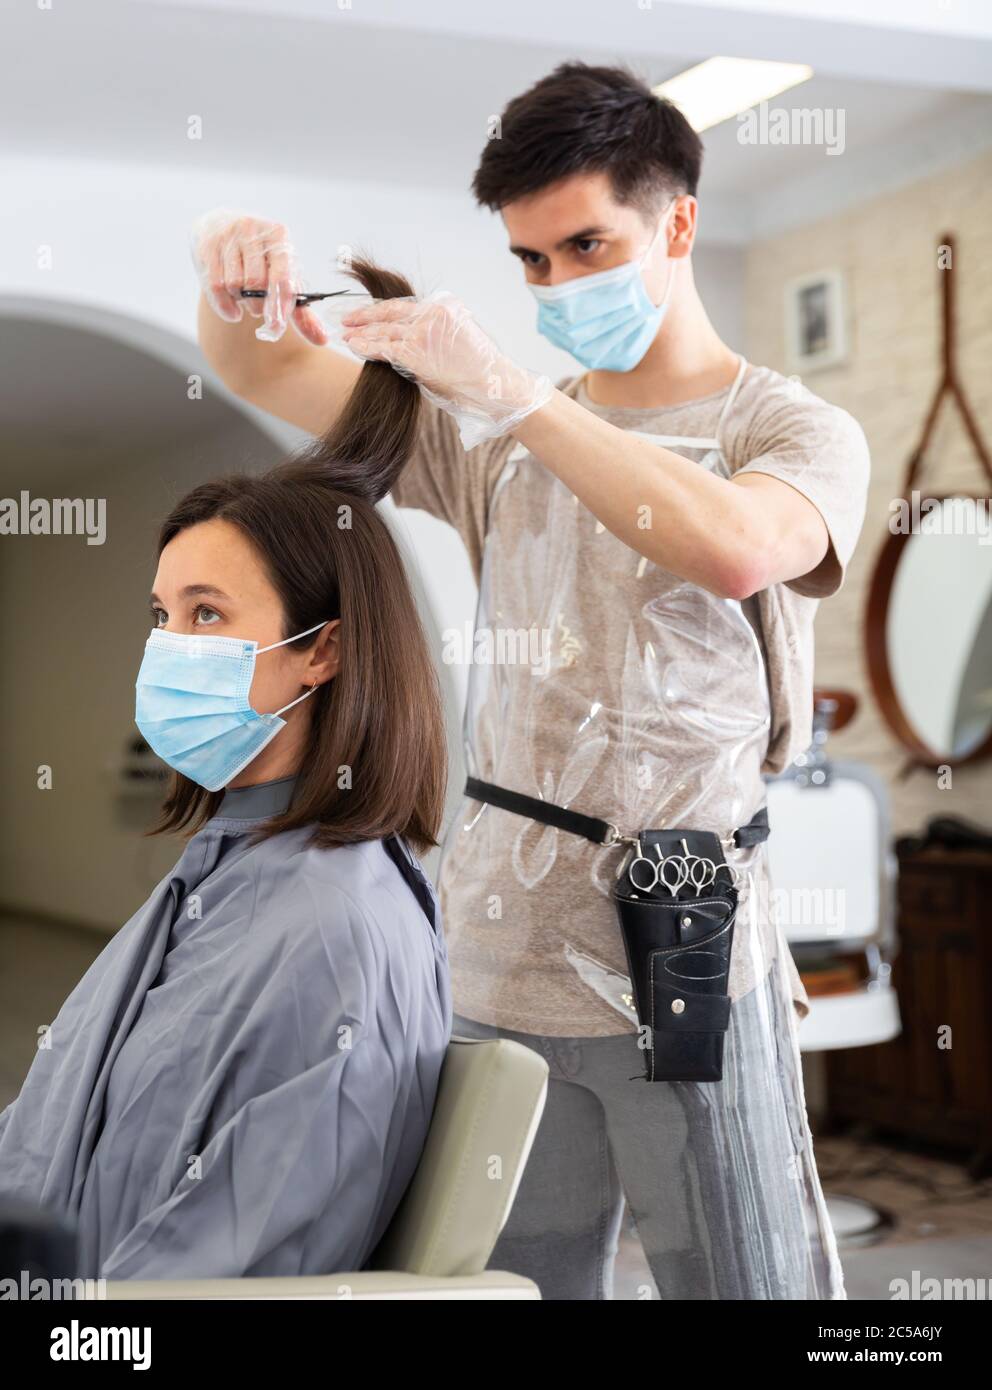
[545,261,592,286]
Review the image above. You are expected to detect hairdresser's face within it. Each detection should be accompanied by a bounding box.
[150,519,339,747]
[501,169,693,300]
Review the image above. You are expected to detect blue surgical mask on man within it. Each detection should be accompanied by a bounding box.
[134,619,329,791]
[527,200,678,372]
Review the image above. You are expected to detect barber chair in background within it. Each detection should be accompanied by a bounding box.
[99,1036,549,1300]
[765,689,902,1246]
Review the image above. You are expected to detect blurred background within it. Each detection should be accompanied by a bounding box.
[1,0,991,1299]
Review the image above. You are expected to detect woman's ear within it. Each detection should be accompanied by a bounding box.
[306,620,342,685]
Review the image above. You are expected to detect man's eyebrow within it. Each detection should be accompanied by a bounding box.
[149,584,232,604]
[509,225,614,258]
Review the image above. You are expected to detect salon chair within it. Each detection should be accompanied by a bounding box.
[765,692,900,1043]
[101,1035,549,1300]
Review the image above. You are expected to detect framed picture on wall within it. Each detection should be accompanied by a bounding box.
[785,269,848,373]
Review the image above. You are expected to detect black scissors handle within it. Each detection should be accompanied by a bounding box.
[239,289,360,306]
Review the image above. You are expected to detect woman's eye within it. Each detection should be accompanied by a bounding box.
[150,607,167,627]
[194,605,221,626]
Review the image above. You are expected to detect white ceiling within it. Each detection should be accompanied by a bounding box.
[5,0,992,243]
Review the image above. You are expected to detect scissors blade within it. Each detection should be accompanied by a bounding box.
[238,289,361,305]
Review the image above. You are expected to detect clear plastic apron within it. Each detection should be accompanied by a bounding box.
[436,355,789,1037]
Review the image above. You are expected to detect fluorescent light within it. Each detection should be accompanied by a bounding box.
[653,57,813,132]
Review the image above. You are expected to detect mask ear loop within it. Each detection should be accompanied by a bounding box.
[257,619,330,653]
[274,679,319,717]
[258,620,329,717]
[637,198,679,313]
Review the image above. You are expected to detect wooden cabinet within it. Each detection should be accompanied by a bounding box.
[825,847,992,1172]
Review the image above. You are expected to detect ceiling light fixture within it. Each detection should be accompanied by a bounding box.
[653,57,814,132]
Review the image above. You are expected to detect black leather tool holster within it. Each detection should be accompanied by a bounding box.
[612,828,737,1083]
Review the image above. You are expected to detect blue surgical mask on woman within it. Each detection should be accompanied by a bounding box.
[134,619,329,791]
[527,202,678,372]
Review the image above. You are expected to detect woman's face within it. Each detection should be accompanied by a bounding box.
[150,518,339,785]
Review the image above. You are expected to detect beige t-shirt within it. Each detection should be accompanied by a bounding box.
[391,362,870,1036]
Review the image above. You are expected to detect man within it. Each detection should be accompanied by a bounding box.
[195,62,869,1299]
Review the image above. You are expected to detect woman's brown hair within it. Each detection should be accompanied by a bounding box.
[148,258,446,854]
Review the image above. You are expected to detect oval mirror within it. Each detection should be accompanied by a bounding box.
[866,495,992,765]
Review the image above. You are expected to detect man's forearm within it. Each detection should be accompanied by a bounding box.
[197,290,362,437]
[197,290,306,393]
[510,388,768,600]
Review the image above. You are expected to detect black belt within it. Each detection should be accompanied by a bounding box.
[464,776,769,850]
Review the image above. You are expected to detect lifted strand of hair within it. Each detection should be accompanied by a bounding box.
[284,256,421,505]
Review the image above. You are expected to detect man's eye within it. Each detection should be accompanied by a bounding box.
[575,238,601,255]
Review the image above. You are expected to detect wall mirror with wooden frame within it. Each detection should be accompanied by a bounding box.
[865,234,992,770]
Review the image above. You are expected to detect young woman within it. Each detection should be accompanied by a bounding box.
[0,259,452,1282]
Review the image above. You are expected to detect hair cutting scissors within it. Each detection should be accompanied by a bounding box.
[239,289,365,305]
[628,839,741,896]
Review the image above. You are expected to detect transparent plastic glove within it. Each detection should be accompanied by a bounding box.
[189,208,329,346]
[340,290,554,450]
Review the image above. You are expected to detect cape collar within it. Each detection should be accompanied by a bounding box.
[216,774,298,821]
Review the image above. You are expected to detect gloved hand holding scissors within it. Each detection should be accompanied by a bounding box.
[190,208,332,347]
[340,292,555,450]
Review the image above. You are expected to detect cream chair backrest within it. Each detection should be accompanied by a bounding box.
[765,762,896,949]
[367,1036,549,1277]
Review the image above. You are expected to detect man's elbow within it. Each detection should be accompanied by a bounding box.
[717,529,830,600]
[713,550,770,602]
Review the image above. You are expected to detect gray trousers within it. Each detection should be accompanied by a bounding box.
[452,957,846,1300]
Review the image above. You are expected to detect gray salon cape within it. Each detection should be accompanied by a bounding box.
[0,775,452,1279]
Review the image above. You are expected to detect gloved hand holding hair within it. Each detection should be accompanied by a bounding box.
[340,291,555,451]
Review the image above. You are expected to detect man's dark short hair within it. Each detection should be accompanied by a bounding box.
[472,61,703,218]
